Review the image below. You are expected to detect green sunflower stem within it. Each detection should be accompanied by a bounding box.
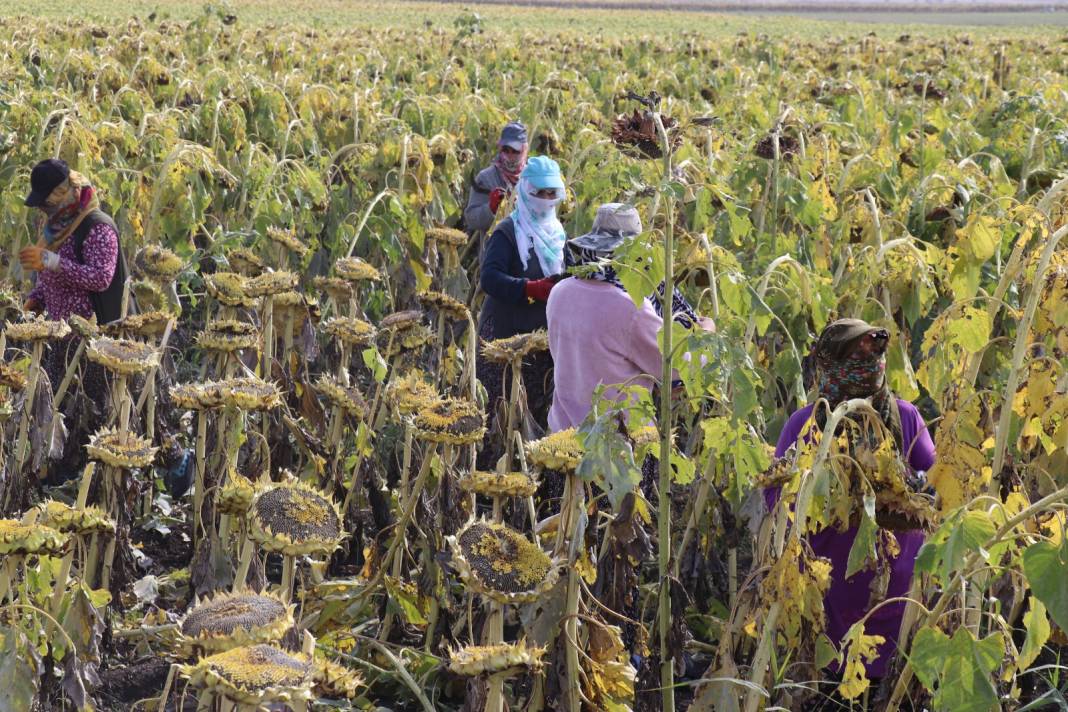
[193,411,209,543]
[12,340,44,482]
[50,338,85,419]
[562,473,585,712]
[233,534,256,593]
[503,357,523,471]
[100,468,119,592]
[485,604,506,712]
[261,295,274,379]
[51,463,96,618]
[281,554,296,604]
[379,421,414,643]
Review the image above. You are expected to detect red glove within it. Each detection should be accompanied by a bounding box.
[489,188,505,214]
[524,278,555,302]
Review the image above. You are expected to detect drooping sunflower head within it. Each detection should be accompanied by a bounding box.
[131,279,172,315]
[87,337,160,375]
[334,256,381,283]
[426,227,468,247]
[106,310,172,339]
[178,591,294,654]
[378,310,423,332]
[0,361,26,391]
[312,656,364,700]
[385,371,439,416]
[448,520,558,603]
[87,427,159,469]
[526,429,584,473]
[249,481,344,557]
[448,642,545,677]
[68,314,100,340]
[34,501,115,537]
[323,317,376,348]
[314,375,368,417]
[0,519,68,556]
[4,317,71,343]
[217,473,257,517]
[413,398,486,445]
[181,644,312,706]
[482,330,550,363]
[312,276,354,302]
[170,381,223,411]
[459,471,538,499]
[197,320,259,353]
[206,272,254,308]
[246,270,299,299]
[416,291,471,322]
[216,377,282,412]
[266,227,309,259]
[134,244,185,282]
[227,248,266,277]
[378,321,434,357]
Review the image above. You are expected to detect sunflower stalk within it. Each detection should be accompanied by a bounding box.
[11,340,44,483]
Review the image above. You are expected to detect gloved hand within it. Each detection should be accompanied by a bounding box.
[22,298,41,314]
[489,188,506,214]
[524,277,555,303]
[19,245,58,272]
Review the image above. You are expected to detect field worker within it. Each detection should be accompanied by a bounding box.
[475,155,567,467]
[464,121,528,254]
[546,203,712,432]
[21,158,125,324]
[768,319,936,683]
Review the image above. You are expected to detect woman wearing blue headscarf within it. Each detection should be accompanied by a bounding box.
[476,156,569,467]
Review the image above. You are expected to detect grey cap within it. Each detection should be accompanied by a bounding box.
[568,203,642,253]
[499,121,528,151]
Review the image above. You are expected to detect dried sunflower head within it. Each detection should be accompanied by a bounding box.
[314,375,368,417]
[0,519,68,556]
[131,279,171,314]
[34,501,115,536]
[385,372,438,416]
[427,227,468,247]
[170,381,223,411]
[378,310,423,332]
[448,642,545,677]
[448,520,559,603]
[312,656,364,699]
[0,361,26,391]
[312,276,353,302]
[69,314,100,339]
[217,473,256,517]
[5,317,70,343]
[417,291,471,322]
[87,427,159,469]
[227,248,266,277]
[178,591,294,654]
[246,270,299,298]
[181,644,312,706]
[249,481,344,557]
[414,398,485,445]
[526,429,583,473]
[105,310,172,339]
[216,377,282,412]
[323,317,375,348]
[197,320,259,353]
[459,471,538,498]
[134,244,184,282]
[482,330,550,363]
[379,322,433,357]
[266,227,309,259]
[334,256,381,283]
[206,272,254,308]
[87,337,160,375]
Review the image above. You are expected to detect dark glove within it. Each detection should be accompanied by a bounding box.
[524,277,555,303]
[489,188,505,214]
[164,449,194,498]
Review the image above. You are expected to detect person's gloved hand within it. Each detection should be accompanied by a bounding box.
[489,188,505,214]
[22,298,41,314]
[524,277,555,302]
[19,245,58,272]
[164,449,194,498]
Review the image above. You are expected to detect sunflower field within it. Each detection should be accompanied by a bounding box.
[0,4,1067,711]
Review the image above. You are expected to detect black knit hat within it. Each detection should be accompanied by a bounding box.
[25,158,70,208]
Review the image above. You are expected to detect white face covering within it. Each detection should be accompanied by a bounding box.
[511,179,566,277]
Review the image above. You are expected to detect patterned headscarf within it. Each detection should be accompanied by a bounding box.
[813,318,901,449]
[42,171,97,246]
[494,143,527,186]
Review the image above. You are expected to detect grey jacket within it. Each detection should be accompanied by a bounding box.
[464,164,511,238]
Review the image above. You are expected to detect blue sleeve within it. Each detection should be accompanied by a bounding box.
[480,226,528,304]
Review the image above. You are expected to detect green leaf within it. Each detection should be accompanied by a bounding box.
[958,214,999,262]
[361,346,388,382]
[936,629,1002,712]
[1018,597,1050,672]
[1024,539,1068,633]
[911,627,951,689]
[946,307,991,355]
[0,627,40,712]
[384,576,428,626]
[846,495,878,578]
[939,510,996,582]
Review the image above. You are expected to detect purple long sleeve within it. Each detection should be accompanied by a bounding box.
[34,223,119,321]
[768,399,937,678]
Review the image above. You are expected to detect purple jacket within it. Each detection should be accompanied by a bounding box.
[28,223,119,321]
[770,400,936,677]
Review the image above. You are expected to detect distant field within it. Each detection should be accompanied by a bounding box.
[2,0,1068,34]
